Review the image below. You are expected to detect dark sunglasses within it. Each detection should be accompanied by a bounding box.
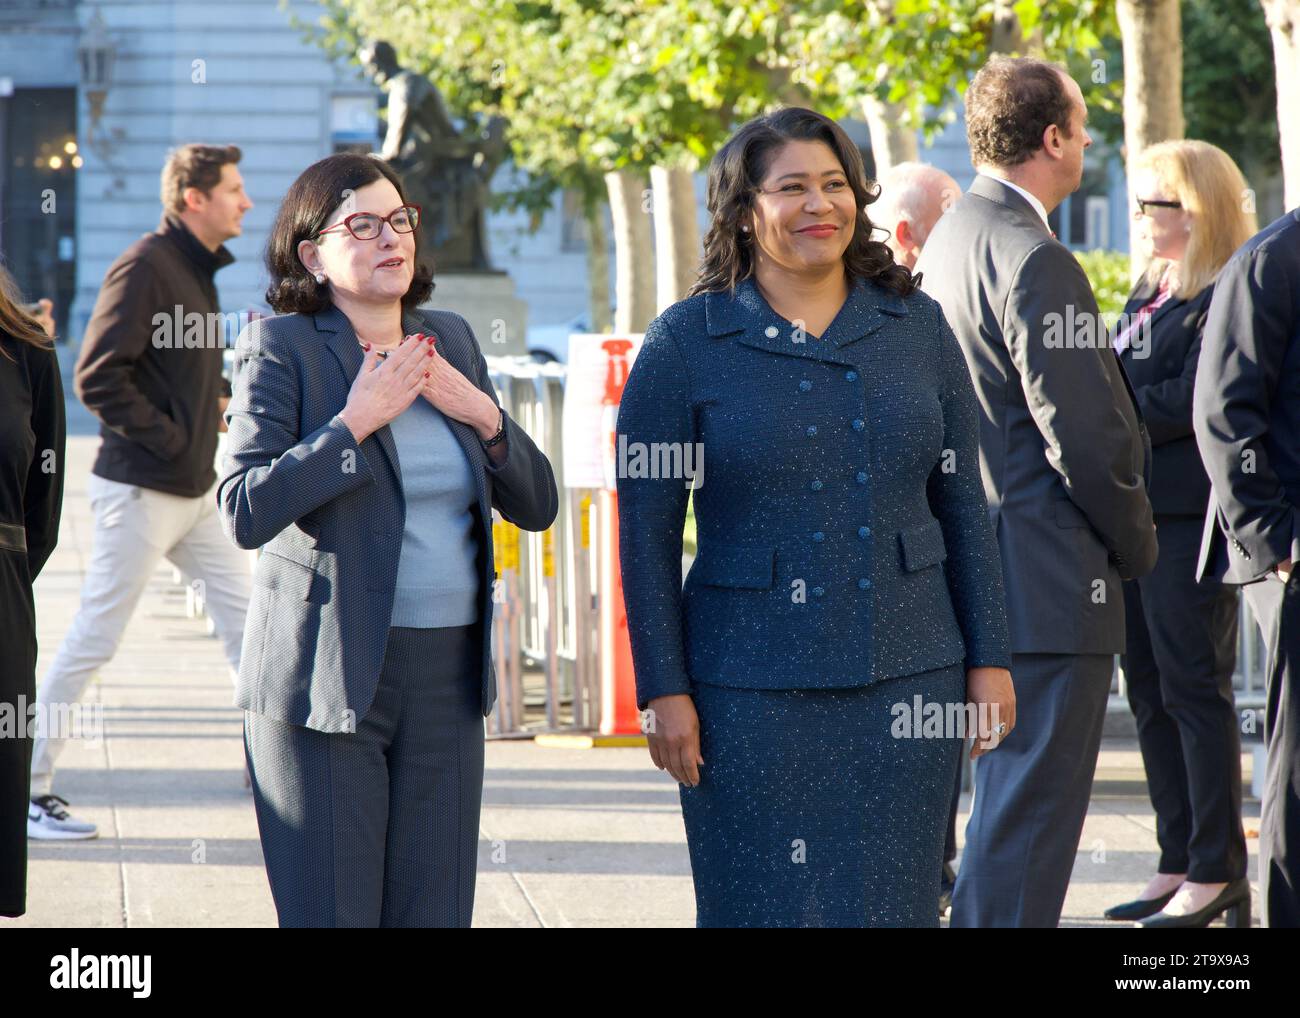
[1135,198,1182,216]
[317,204,421,241]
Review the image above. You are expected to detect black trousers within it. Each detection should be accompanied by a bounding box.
[1244,570,1300,927]
[1122,515,1245,883]
[0,560,36,918]
[245,625,485,928]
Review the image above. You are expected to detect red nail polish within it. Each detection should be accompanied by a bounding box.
[362,342,371,351]
[424,371,430,378]
[427,348,434,357]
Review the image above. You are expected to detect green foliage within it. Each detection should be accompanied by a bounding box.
[1182,0,1279,177]
[1074,248,1132,324]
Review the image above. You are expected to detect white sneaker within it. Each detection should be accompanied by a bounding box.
[28,794,99,840]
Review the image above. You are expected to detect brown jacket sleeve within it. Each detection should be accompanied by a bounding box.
[74,253,186,460]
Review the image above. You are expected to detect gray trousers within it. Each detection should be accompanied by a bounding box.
[245,625,485,927]
[1245,572,1300,927]
[950,652,1112,927]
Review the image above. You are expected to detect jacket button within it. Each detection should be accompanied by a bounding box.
[812,586,825,597]
[845,370,858,381]
[806,425,817,437]
[858,578,871,590]
[812,531,825,542]
[858,526,870,539]
[851,418,865,432]
[810,479,823,491]
[855,471,867,484]
[799,380,812,392]
[765,325,779,338]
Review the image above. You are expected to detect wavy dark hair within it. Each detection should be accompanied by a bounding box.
[265,153,434,314]
[690,107,917,298]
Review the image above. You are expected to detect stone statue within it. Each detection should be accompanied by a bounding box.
[359,40,508,273]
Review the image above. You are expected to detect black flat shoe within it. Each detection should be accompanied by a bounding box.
[1103,887,1178,921]
[1138,878,1252,928]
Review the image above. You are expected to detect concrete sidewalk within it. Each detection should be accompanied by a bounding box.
[11,428,1262,927]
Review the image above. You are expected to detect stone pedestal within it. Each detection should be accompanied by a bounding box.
[422,271,528,357]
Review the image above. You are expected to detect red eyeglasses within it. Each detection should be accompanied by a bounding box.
[316,204,421,240]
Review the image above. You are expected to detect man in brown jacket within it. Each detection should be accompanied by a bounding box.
[28,145,254,840]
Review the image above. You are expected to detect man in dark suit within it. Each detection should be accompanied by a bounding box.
[917,56,1158,927]
[1194,207,1300,927]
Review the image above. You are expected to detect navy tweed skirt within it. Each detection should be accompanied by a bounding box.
[680,663,965,927]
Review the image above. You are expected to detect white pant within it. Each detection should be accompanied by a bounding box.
[30,473,251,795]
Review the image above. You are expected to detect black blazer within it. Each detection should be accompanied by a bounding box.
[1194,208,1300,583]
[0,331,65,690]
[1117,275,1215,517]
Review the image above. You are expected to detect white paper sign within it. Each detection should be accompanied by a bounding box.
[561,333,643,489]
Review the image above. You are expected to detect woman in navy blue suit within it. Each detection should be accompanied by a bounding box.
[615,108,1015,927]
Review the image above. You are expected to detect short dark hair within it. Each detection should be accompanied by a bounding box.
[965,57,1075,169]
[691,106,916,299]
[161,144,242,216]
[264,153,434,315]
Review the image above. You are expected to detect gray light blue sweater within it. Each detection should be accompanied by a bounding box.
[386,396,480,628]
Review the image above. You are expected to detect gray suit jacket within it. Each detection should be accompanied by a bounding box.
[218,305,558,732]
[916,174,1157,654]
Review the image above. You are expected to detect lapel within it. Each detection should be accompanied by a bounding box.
[705,275,908,367]
[422,312,490,486]
[315,303,492,520]
[315,305,435,491]
[1118,274,1189,362]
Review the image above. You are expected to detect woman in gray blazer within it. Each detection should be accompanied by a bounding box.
[218,154,557,927]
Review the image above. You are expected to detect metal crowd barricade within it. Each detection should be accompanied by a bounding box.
[483,356,601,738]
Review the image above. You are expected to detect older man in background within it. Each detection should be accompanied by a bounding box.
[874,162,961,271]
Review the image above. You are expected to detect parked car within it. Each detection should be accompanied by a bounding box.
[526,311,592,363]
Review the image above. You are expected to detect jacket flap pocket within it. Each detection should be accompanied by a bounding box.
[691,543,776,589]
[0,521,27,554]
[255,550,325,603]
[898,519,947,572]
[1053,499,1089,529]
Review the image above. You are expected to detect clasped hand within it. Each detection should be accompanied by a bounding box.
[337,333,494,444]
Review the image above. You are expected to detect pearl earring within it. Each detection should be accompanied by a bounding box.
[741,225,750,233]
[314,273,326,284]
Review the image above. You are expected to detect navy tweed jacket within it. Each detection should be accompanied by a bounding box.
[615,274,1011,709]
[218,304,558,732]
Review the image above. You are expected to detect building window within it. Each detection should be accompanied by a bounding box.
[330,94,380,154]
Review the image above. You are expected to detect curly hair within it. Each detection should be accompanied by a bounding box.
[689,107,917,299]
[265,153,434,315]
[965,56,1075,169]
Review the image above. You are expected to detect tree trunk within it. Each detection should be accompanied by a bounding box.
[1262,0,1300,212]
[650,165,702,312]
[1117,0,1185,281]
[604,170,656,334]
[860,95,919,180]
[583,200,612,334]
